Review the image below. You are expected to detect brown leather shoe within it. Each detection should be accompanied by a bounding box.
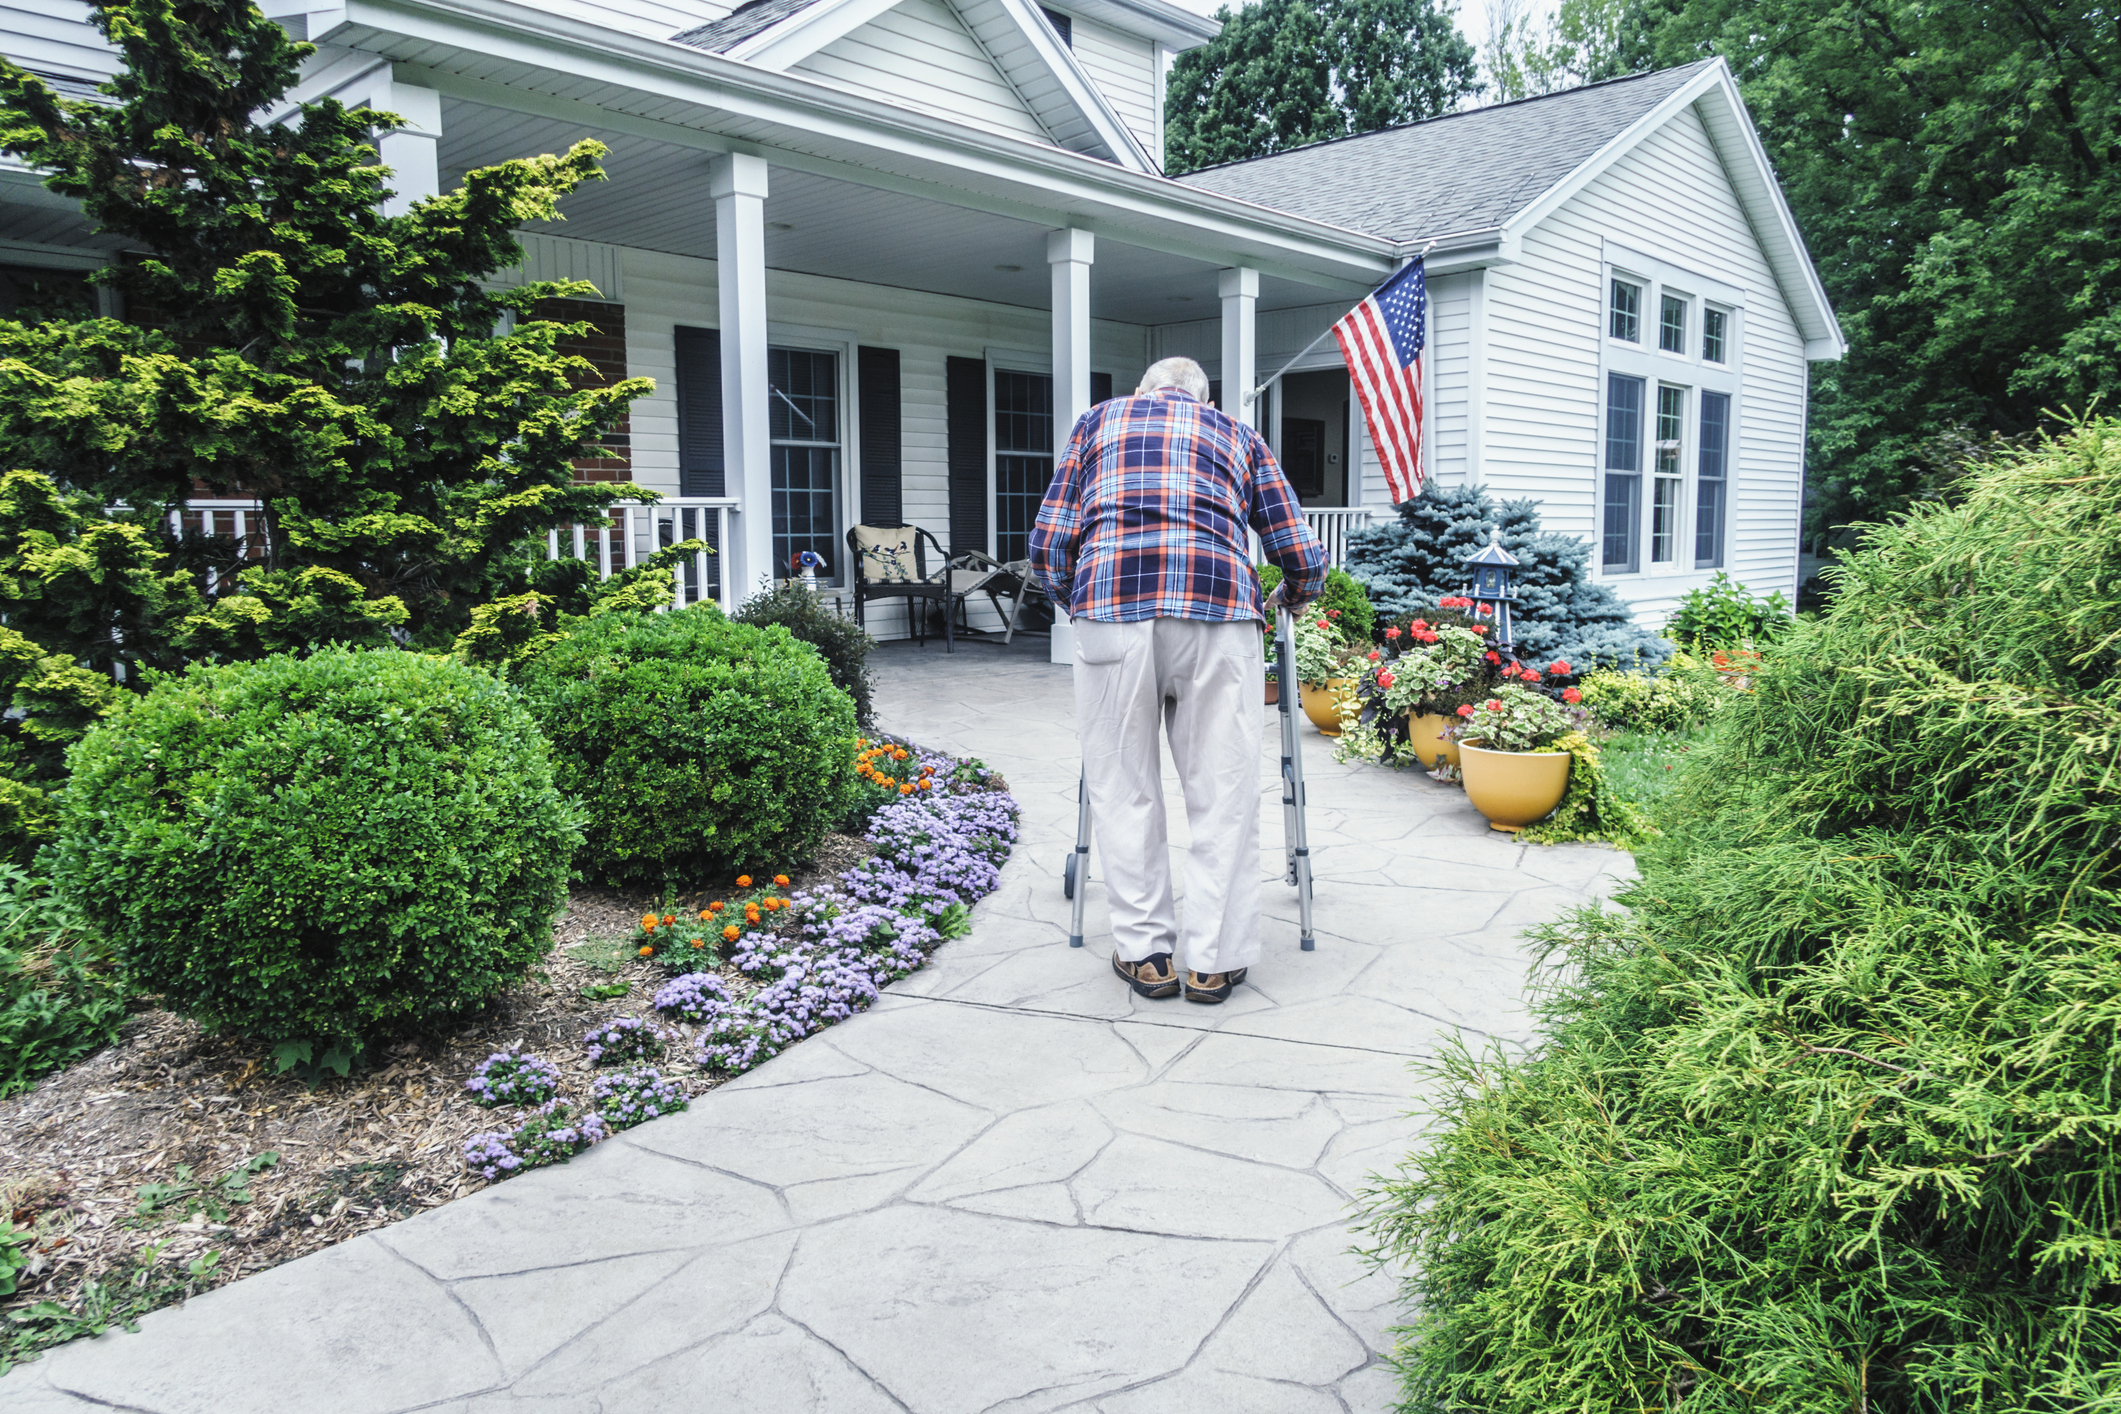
[1113,951,1179,999]
[1184,969,1236,1004]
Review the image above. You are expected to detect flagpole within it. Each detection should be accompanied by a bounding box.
[1242,238,1438,407]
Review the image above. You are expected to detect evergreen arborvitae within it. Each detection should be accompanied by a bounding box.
[1344,482,1671,670]
[0,0,652,654]
[1363,420,2121,1408]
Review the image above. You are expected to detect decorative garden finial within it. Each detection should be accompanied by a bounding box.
[1462,527,1521,655]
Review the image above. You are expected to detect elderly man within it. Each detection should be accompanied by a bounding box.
[1031,356,1328,1004]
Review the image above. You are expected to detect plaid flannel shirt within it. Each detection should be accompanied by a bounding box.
[1030,389,1327,623]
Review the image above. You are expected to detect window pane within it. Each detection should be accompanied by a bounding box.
[1702,308,1727,363]
[1605,373,1643,471]
[1656,384,1684,475]
[1609,279,1640,342]
[994,370,1055,563]
[769,348,838,443]
[1696,390,1729,568]
[1660,294,1686,353]
[1652,476,1680,563]
[772,444,839,581]
[1602,473,1639,572]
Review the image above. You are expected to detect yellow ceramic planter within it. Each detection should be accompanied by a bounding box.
[1299,678,1355,736]
[1458,741,1570,832]
[1404,712,1462,771]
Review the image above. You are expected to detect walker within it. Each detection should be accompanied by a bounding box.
[1064,606,1317,952]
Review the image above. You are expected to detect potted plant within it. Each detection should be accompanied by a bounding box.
[1292,613,1361,735]
[1337,599,1515,772]
[1451,684,1588,831]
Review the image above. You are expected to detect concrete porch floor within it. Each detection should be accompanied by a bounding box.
[1,634,1634,1413]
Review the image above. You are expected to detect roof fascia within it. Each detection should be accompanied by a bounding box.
[975,0,1152,170]
[725,0,912,70]
[1061,0,1218,50]
[1500,59,1844,359]
[310,0,1394,284]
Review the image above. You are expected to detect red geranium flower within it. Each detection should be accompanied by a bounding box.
[1316,619,1329,629]
[1486,699,1502,711]
[1549,660,1572,676]
[1329,610,1341,618]
[1562,687,1583,704]
[1485,650,1500,664]
[1376,671,1395,689]
[1411,619,1429,630]
[1472,624,1488,635]
[1520,666,1541,681]
[1367,649,1381,660]
[1456,704,1474,717]
[1384,626,1401,640]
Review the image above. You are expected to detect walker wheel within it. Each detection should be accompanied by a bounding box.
[1063,853,1079,900]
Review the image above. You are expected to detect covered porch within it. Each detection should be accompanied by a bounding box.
[278,0,1397,627]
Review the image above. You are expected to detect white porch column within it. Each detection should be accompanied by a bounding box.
[712,153,773,597]
[1048,228,1095,453]
[1219,266,1258,428]
[374,74,440,218]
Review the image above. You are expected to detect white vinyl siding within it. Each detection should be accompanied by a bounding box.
[2,1,120,80]
[791,0,1052,145]
[514,0,733,41]
[1480,101,1809,618]
[621,244,1146,637]
[1065,13,1157,161]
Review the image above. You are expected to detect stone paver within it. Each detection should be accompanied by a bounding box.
[0,636,1632,1412]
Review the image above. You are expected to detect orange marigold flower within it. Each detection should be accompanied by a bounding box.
[638,945,654,957]
[736,875,752,888]
[661,914,675,926]
[640,913,657,931]
[709,901,724,913]
[698,909,713,921]
[899,783,915,794]
[722,924,740,941]
[690,937,705,948]
[774,874,790,886]
[918,779,932,790]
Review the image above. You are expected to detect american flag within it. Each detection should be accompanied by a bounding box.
[1331,258,1427,504]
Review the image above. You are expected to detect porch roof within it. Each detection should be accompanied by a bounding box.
[293,0,1396,305]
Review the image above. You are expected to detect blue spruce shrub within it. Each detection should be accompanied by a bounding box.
[50,648,580,1048]
[1345,484,1671,672]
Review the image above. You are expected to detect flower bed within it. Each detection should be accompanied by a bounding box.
[450,739,1018,1182]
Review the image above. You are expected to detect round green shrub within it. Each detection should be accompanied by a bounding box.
[513,607,857,885]
[1576,653,1727,732]
[1255,563,1376,640]
[732,580,878,726]
[48,648,580,1046]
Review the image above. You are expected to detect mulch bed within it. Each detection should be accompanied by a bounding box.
[0,831,874,1368]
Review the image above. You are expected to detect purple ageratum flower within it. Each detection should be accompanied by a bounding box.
[653,972,735,1024]
[584,1016,665,1066]
[463,1102,609,1181]
[591,1065,689,1131]
[462,1131,520,1180]
[464,1048,561,1108]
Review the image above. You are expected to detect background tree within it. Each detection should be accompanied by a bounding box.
[1479,0,1663,101]
[1163,0,1479,173]
[0,0,659,653]
[1620,0,2120,541]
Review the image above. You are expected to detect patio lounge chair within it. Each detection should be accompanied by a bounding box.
[846,523,964,651]
[945,550,1050,646]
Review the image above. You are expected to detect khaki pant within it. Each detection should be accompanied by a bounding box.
[1074,617,1264,975]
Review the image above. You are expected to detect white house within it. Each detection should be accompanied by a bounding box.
[1,0,1840,633]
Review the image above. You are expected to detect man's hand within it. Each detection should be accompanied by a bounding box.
[1263,582,1309,618]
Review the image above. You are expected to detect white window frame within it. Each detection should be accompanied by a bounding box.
[1595,243,1743,585]
[766,320,859,586]
[984,345,1052,563]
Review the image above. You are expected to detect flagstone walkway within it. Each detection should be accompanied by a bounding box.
[2,635,1633,1413]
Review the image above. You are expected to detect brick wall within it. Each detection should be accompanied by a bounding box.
[533,296,631,484]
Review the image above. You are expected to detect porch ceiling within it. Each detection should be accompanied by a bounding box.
[444,98,1360,321]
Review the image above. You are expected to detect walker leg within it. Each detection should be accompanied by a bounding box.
[1069,769,1091,948]
[1277,609,1317,952]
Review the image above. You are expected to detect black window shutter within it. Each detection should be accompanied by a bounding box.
[1091,371,1112,405]
[674,326,723,497]
[947,355,987,557]
[858,346,902,527]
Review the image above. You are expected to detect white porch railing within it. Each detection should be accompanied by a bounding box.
[547,498,739,609]
[1303,507,1376,569]
[165,496,739,610]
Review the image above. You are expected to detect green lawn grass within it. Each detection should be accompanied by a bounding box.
[1598,726,1711,811]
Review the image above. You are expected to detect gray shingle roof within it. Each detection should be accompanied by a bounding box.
[671,0,827,53]
[1177,61,1714,243]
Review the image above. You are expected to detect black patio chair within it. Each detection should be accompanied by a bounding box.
[846,523,964,651]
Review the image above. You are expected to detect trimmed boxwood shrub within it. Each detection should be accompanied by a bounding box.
[48,648,579,1048]
[513,607,857,885]
[732,580,878,726]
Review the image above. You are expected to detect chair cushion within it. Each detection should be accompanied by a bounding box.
[853,525,919,583]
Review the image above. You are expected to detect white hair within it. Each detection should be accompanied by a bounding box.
[1135,356,1210,401]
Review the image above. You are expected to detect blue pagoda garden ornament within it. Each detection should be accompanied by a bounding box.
[1463,528,1520,655]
